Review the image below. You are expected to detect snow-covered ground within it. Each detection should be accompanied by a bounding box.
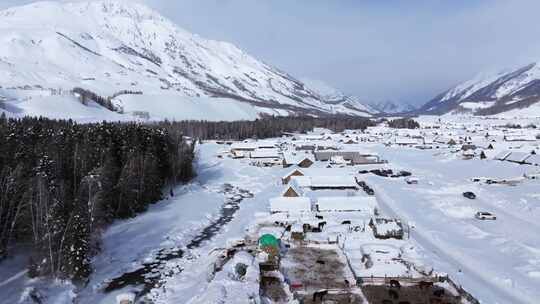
[364,145,540,303]
[114,94,285,121]
[2,116,540,304]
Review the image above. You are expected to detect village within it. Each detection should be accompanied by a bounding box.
[7,116,538,304]
[137,116,540,304]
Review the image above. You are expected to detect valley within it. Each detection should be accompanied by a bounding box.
[1,1,540,304]
[2,116,539,304]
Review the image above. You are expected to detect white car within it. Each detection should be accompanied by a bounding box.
[475,211,496,220]
[406,177,419,184]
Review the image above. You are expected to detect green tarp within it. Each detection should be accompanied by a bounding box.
[258,234,279,248]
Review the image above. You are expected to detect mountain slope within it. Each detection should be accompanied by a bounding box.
[419,62,540,116]
[0,0,373,121]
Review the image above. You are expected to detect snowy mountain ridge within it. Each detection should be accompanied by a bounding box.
[369,100,417,114]
[419,61,540,116]
[0,0,374,121]
[300,78,378,114]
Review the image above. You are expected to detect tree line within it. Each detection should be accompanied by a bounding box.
[0,114,195,281]
[387,118,420,129]
[73,87,117,112]
[157,115,376,140]
[73,87,142,113]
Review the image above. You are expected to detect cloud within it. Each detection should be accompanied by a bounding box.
[3,0,540,105]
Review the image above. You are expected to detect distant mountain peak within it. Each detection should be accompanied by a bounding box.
[300,78,378,114]
[369,100,416,114]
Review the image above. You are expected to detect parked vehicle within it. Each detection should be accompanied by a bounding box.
[405,177,419,184]
[475,211,496,220]
[463,191,476,199]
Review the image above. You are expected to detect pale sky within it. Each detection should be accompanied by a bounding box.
[2,0,540,106]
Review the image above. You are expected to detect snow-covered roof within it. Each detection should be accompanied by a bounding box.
[289,176,312,188]
[281,179,304,196]
[525,154,540,165]
[395,137,419,145]
[423,137,435,144]
[373,221,401,235]
[298,135,325,141]
[255,140,279,148]
[282,168,305,180]
[505,152,532,163]
[291,175,358,189]
[330,155,350,164]
[269,197,311,213]
[250,148,280,159]
[311,176,357,188]
[505,135,537,142]
[494,150,512,160]
[317,196,377,212]
[282,152,314,165]
[231,142,258,150]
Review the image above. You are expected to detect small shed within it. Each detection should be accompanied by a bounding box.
[369,218,404,239]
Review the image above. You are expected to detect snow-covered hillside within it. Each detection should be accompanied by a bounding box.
[369,100,417,114]
[419,61,540,117]
[0,0,374,121]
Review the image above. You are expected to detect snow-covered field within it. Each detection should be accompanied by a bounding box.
[1,116,540,304]
[365,146,540,303]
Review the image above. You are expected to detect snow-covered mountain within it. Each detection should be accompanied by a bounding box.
[369,100,416,114]
[0,0,374,121]
[300,78,378,114]
[419,61,540,116]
